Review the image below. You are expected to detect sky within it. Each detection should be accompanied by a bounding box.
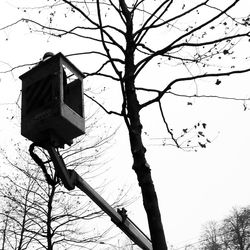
[1,1,250,249]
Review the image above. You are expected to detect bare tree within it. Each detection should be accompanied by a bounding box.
[0,171,40,250]
[200,221,222,250]
[200,206,250,250]
[221,207,250,250]
[1,1,250,249]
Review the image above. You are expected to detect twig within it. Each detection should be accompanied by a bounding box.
[158,100,179,147]
[84,92,123,116]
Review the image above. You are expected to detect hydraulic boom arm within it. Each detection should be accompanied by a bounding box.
[31,144,152,250]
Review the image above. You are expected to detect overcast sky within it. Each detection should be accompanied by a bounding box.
[1,1,250,249]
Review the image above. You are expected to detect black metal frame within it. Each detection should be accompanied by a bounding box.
[20,53,85,147]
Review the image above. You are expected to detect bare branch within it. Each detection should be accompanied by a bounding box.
[66,51,108,58]
[140,67,250,109]
[167,91,250,102]
[119,0,131,21]
[131,0,144,13]
[0,19,23,31]
[0,62,37,74]
[62,0,125,53]
[171,32,250,50]
[0,18,111,45]
[134,0,208,42]
[135,0,241,77]
[96,0,123,80]
[136,86,160,93]
[83,58,123,81]
[56,23,125,37]
[167,0,240,49]
[134,0,173,44]
[84,92,122,116]
[62,0,99,27]
[158,100,179,147]
[108,0,126,25]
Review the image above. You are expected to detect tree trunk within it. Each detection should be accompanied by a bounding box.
[125,79,168,250]
[47,184,56,250]
[120,2,168,248]
[1,215,8,250]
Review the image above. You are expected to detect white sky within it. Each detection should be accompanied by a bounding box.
[1,1,250,249]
